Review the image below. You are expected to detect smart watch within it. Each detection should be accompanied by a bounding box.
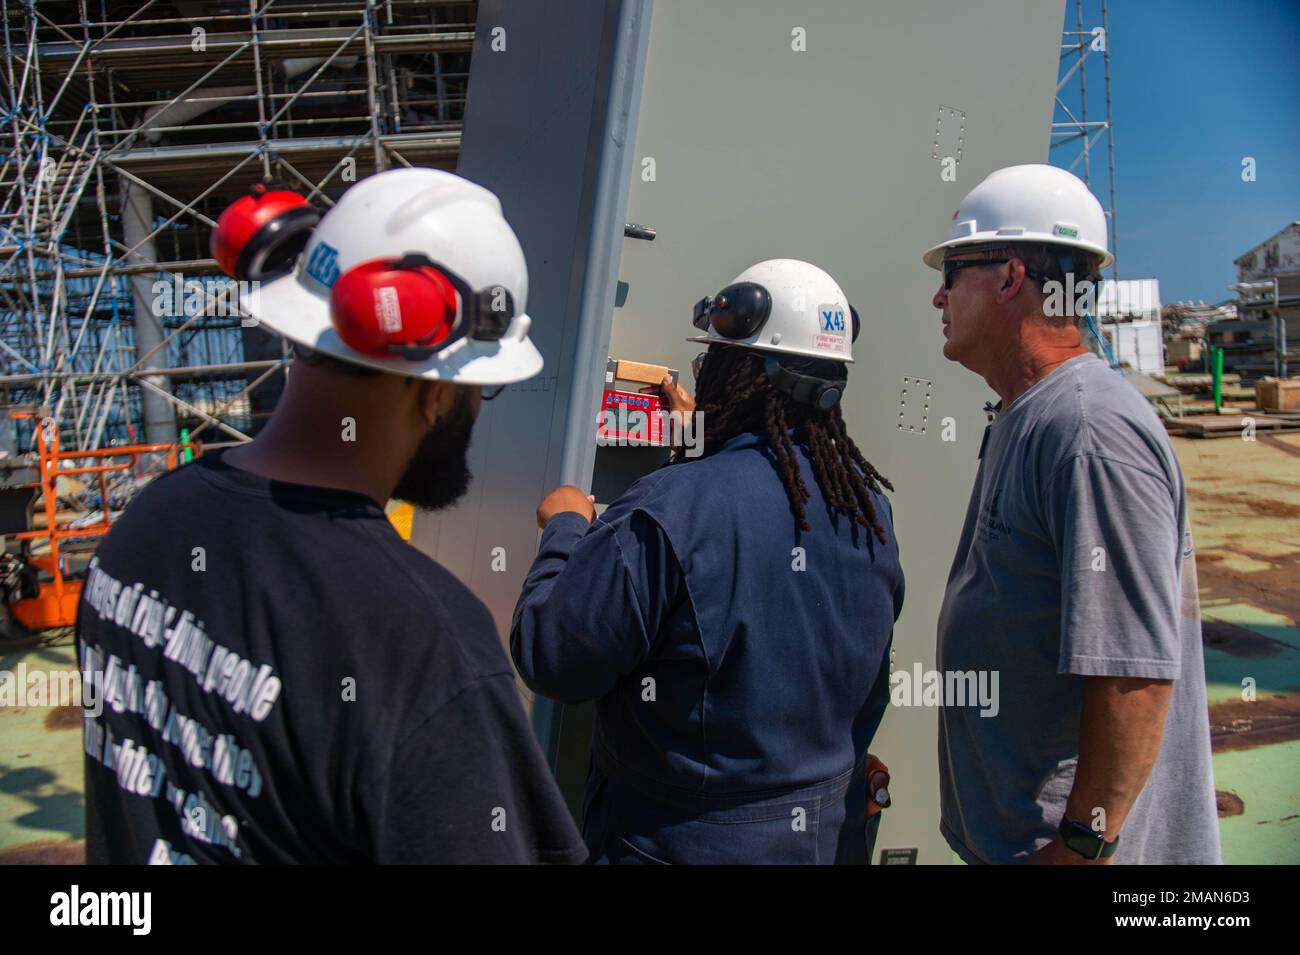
[1058,816,1119,860]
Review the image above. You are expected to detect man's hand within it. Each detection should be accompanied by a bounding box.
[1025,835,1113,865]
[536,485,596,528]
[640,374,695,416]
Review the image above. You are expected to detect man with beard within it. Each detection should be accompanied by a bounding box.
[77,169,586,864]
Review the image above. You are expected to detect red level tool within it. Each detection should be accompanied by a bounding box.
[596,357,678,447]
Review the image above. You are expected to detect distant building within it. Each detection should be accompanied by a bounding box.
[1235,221,1300,283]
[1160,301,1237,371]
[1096,279,1163,374]
[1222,222,1300,380]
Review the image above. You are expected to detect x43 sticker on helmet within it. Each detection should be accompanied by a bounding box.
[304,241,340,289]
[813,302,847,354]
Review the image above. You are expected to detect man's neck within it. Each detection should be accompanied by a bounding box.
[983,334,1088,410]
[224,409,398,507]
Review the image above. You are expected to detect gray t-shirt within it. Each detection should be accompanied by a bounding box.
[937,352,1221,864]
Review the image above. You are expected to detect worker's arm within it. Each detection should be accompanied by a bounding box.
[510,488,682,704]
[861,495,904,748]
[1034,450,1185,863]
[1028,675,1172,864]
[859,635,894,747]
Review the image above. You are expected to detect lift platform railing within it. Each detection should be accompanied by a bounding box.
[6,409,198,631]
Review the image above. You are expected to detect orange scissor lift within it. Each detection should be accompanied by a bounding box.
[5,409,197,632]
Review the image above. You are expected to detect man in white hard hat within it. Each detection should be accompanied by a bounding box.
[77,168,586,864]
[925,164,1220,864]
[510,259,903,863]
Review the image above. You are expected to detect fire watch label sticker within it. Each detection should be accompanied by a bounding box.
[813,303,848,354]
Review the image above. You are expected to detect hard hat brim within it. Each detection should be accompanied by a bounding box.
[684,334,854,363]
[921,234,1114,271]
[240,270,544,385]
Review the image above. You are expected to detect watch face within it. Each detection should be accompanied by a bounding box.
[1065,832,1103,860]
[1060,818,1117,859]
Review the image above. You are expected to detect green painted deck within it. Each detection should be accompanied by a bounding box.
[0,638,85,863]
[1175,431,1300,864]
[2,433,1297,864]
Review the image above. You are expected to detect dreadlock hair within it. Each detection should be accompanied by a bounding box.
[681,344,894,542]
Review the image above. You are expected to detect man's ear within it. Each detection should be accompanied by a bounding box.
[996,259,1029,304]
[414,378,458,428]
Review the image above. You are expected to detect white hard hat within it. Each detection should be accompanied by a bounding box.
[687,258,856,363]
[921,164,1113,270]
[240,168,542,385]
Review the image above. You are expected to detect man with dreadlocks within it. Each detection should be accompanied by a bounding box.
[510,259,904,864]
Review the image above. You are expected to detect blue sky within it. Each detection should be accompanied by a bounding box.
[1051,0,1299,304]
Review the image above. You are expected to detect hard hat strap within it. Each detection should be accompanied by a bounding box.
[764,356,846,411]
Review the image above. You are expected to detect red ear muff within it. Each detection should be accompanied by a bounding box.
[329,256,461,359]
[211,185,319,281]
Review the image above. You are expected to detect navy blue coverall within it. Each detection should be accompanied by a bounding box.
[511,429,904,864]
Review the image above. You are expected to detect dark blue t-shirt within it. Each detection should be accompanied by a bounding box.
[78,449,585,864]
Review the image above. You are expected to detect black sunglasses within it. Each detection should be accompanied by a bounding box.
[481,384,506,401]
[943,252,1053,290]
[942,257,1010,290]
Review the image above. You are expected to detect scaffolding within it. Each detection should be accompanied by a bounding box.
[0,0,475,460]
[1052,0,1118,277]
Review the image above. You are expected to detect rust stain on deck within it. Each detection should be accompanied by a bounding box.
[43,705,82,731]
[1209,694,1300,752]
[1187,487,1300,520]
[1216,791,1244,817]
[0,838,85,865]
[1195,552,1300,624]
